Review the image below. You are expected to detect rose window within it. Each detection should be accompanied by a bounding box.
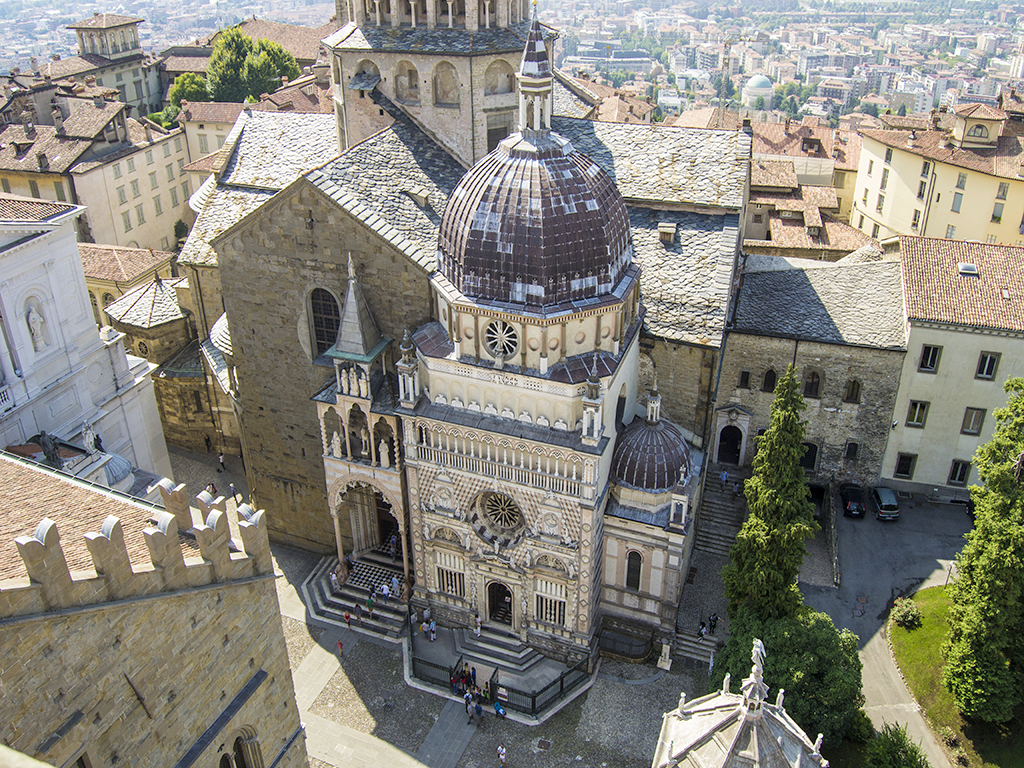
[471,491,526,549]
[485,320,518,358]
[484,493,522,530]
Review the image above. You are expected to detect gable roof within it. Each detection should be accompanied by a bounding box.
[899,236,1024,332]
[78,243,174,282]
[178,101,246,125]
[860,128,1024,180]
[231,18,337,63]
[0,123,94,174]
[751,159,798,189]
[0,194,78,222]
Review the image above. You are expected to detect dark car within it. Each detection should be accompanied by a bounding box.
[870,486,900,521]
[840,483,866,517]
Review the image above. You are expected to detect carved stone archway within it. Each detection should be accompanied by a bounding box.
[328,475,409,585]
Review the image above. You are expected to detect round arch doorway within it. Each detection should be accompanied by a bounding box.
[488,581,513,625]
[717,425,742,465]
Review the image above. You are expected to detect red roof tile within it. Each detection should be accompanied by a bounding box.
[861,128,1024,180]
[0,193,78,222]
[78,243,175,283]
[178,100,246,125]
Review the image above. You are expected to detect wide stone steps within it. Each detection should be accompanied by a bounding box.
[302,556,408,641]
[452,626,545,675]
[673,630,717,665]
[693,530,736,558]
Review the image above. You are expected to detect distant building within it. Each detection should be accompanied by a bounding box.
[741,73,773,109]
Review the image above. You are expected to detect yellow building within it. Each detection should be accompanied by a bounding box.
[852,103,1024,245]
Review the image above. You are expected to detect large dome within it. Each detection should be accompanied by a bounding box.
[611,417,691,492]
[437,131,632,308]
[747,74,772,89]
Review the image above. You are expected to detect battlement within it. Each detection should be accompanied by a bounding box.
[0,500,273,620]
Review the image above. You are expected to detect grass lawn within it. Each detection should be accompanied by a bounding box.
[889,586,1024,768]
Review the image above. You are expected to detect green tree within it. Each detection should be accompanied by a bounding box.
[754,95,766,110]
[723,365,818,621]
[864,722,931,768]
[207,27,251,102]
[863,102,879,117]
[897,103,908,116]
[942,378,1024,722]
[711,606,863,746]
[169,72,210,107]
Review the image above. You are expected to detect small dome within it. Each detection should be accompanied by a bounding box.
[438,132,632,308]
[211,312,232,356]
[747,74,772,89]
[612,417,691,492]
[103,453,134,486]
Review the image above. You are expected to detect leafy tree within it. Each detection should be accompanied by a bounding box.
[864,722,931,768]
[897,103,908,116]
[251,38,300,88]
[710,606,863,746]
[723,364,818,621]
[169,72,210,108]
[942,378,1024,723]
[754,95,766,110]
[207,27,251,102]
[863,102,879,117]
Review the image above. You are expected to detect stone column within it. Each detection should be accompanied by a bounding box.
[331,505,348,578]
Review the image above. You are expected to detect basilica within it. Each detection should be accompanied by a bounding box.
[198,0,747,661]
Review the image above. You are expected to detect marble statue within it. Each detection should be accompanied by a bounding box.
[27,306,46,351]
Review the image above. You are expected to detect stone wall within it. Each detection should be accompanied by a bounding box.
[643,336,718,450]
[0,504,306,768]
[715,332,905,484]
[216,181,434,551]
[109,316,191,365]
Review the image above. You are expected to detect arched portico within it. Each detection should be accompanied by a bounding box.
[328,475,409,588]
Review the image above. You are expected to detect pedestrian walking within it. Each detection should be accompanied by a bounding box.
[451,674,459,695]
[389,532,398,562]
[732,482,741,498]
[218,452,226,473]
[474,614,482,637]
[475,701,483,725]
[497,743,506,767]
[719,468,729,492]
[467,698,474,725]
[471,666,477,686]
[381,583,390,604]
[229,482,238,504]
[355,602,363,626]
[204,434,212,452]
[429,619,436,642]
[709,613,719,634]
[421,621,429,639]
[391,575,400,597]
[344,610,351,629]
[698,621,707,642]
[366,594,374,619]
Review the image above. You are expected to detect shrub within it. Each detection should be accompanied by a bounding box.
[846,708,875,744]
[892,597,922,629]
[864,722,931,768]
[937,725,958,748]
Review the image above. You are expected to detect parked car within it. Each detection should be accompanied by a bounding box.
[840,483,866,517]
[870,486,900,521]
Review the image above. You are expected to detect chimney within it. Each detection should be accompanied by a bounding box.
[52,53,60,61]
[25,121,35,137]
[784,116,791,134]
[85,75,96,85]
[930,109,939,128]
[36,151,48,170]
[93,94,104,108]
[52,106,64,132]
[280,76,289,87]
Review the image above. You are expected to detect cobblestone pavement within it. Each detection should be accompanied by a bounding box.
[167,443,250,512]
[676,548,730,639]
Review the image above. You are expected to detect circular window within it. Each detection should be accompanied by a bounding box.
[137,341,149,356]
[484,493,522,530]
[485,320,518,359]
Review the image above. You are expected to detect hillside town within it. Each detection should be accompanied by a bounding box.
[1,2,1022,768]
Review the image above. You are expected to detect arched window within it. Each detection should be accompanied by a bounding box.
[233,738,250,768]
[966,124,989,138]
[219,754,233,768]
[309,288,340,357]
[102,292,115,307]
[626,551,642,591]
[762,369,777,392]
[433,61,460,106]
[803,371,821,398]
[843,379,861,403]
[395,61,420,103]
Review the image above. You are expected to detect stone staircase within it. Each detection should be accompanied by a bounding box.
[302,553,409,641]
[451,625,545,675]
[693,465,751,558]
[673,630,718,665]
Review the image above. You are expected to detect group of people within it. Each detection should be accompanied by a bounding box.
[698,612,720,641]
[453,664,507,726]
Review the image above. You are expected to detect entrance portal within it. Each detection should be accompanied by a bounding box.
[488,581,513,625]
[717,425,742,465]
[342,484,398,555]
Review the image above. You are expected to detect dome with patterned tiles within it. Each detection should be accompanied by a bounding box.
[437,15,632,309]
[611,385,690,493]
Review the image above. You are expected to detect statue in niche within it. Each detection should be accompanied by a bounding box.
[360,427,370,456]
[27,305,46,351]
[379,438,390,468]
[82,421,97,456]
[567,562,576,579]
[332,431,342,457]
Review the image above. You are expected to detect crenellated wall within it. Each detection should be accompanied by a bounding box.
[0,498,273,620]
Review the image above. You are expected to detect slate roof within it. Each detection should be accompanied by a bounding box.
[103,277,187,328]
[0,453,195,582]
[0,194,78,222]
[220,112,337,188]
[306,101,465,273]
[630,208,740,347]
[899,236,1024,332]
[68,14,144,30]
[177,187,275,266]
[324,20,554,55]
[78,243,174,282]
[0,123,94,174]
[734,258,905,349]
[155,340,204,379]
[550,117,749,209]
[551,73,597,119]
[860,128,1024,180]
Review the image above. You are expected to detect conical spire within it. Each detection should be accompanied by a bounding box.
[516,5,553,132]
[333,252,383,359]
[646,374,662,423]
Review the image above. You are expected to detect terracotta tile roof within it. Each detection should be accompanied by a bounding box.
[178,100,246,125]
[68,13,144,30]
[669,106,743,130]
[595,93,656,124]
[954,103,1006,120]
[227,18,337,63]
[899,236,1024,332]
[161,54,211,73]
[751,159,797,189]
[879,111,954,132]
[0,123,94,174]
[61,99,125,139]
[37,54,108,79]
[0,453,196,582]
[753,211,876,254]
[749,184,839,212]
[0,193,78,222]
[183,151,221,174]
[78,243,175,282]
[252,76,333,114]
[860,128,1024,181]
[752,122,860,170]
